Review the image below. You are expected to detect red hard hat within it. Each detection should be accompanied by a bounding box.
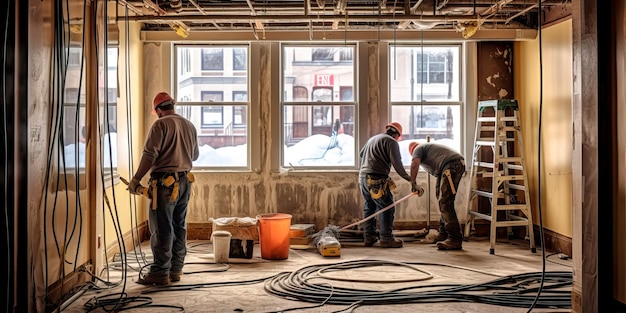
[153,92,174,110]
[408,141,419,155]
[385,122,403,140]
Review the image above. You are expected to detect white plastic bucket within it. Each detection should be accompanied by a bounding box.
[211,230,232,263]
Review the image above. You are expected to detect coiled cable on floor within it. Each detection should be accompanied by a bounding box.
[263,259,572,309]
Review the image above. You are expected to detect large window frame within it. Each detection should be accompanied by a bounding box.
[174,44,250,169]
[281,44,357,169]
[389,44,463,166]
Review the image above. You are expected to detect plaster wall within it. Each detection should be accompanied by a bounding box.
[514,20,573,238]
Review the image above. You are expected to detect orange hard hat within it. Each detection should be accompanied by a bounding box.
[385,122,403,140]
[408,141,419,155]
[153,92,174,110]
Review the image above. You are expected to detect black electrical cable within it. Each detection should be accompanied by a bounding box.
[83,292,184,312]
[263,260,571,309]
[2,1,11,311]
[139,273,282,294]
[65,0,89,275]
[527,1,547,312]
[43,0,69,303]
[122,0,149,268]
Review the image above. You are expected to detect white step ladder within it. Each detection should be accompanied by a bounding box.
[464,99,536,254]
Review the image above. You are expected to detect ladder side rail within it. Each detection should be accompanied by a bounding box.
[513,110,536,250]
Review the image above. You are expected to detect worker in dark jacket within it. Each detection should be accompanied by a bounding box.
[128,91,200,285]
[409,141,465,250]
[359,122,411,248]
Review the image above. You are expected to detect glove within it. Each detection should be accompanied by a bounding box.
[127,177,142,195]
[411,181,424,196]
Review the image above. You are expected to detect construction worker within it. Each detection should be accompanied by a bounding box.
[128,91,199,285]
[358,122,411,248]
[409,141,465,250]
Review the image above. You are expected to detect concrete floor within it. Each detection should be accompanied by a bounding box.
[63,234,573,313]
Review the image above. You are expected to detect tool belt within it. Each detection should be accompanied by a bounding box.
[366,175,395,200]
[148,171,195,210]
[436,159,465,198]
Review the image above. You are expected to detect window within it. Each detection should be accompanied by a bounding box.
[389,45,462,165]
[63,46,118,170]
[179,48,191,75]
[233,48,247,71]
[201,48,224,70]
[282,45,356,168]
[312,48,335,61]
[175,45,249,168]
[201,106,224,127]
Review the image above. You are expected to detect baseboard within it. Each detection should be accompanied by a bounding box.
[46,223,150,312]
[534,225,572,257]
[464,221,572,255]
[104,221,150,260]
[45,262,91,312]
[188,222,213,240]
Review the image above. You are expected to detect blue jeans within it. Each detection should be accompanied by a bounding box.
[359,174,396,241]
[148,173,191,277]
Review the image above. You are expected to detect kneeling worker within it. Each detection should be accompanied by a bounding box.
[409,141,465,250]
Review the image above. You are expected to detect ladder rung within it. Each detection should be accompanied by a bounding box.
[471,189,494,198]
[474,161,495,168]
[493,204,527,211]
[496,175,526,181]
[475,170,494,177]
[499,117,518,122]
[503,164,523,171]
[506,183,526,191]
[492,220,531,227]
[476,140,495,146]
[496,137,515,142]
[479,126,495,131]
[505,213,531,221]
[469,211,492,221]
[499,157,522,163]
[477,117,497,122]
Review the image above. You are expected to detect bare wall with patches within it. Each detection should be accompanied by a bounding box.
[477,42,514,101]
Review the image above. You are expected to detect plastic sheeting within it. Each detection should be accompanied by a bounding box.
[210,217,259,241]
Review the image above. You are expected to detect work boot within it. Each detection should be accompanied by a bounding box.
[170,270,183,282]
[380,238,403,248]
[136,274,170,286]
[364,236,379,247]
[436,239,462,250]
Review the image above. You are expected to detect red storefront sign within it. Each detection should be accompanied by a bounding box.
[314,74,334,86]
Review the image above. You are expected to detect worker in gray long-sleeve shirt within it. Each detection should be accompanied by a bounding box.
[128,91,199,285]
[409,141,465,250]
[358,122,411,248]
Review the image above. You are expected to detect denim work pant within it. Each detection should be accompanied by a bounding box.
[437,160,464,242]
[148,174,191,277]
[359,174,396,241]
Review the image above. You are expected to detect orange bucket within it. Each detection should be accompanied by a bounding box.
[257,213,292,260]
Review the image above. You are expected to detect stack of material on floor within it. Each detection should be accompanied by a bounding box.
[210,217,258,259]
[289,224,315,246]
[311,225,341,257]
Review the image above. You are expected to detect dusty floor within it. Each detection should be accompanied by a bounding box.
[63,234,573,313]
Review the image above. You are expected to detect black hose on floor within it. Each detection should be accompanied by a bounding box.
[263,259,572,310]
